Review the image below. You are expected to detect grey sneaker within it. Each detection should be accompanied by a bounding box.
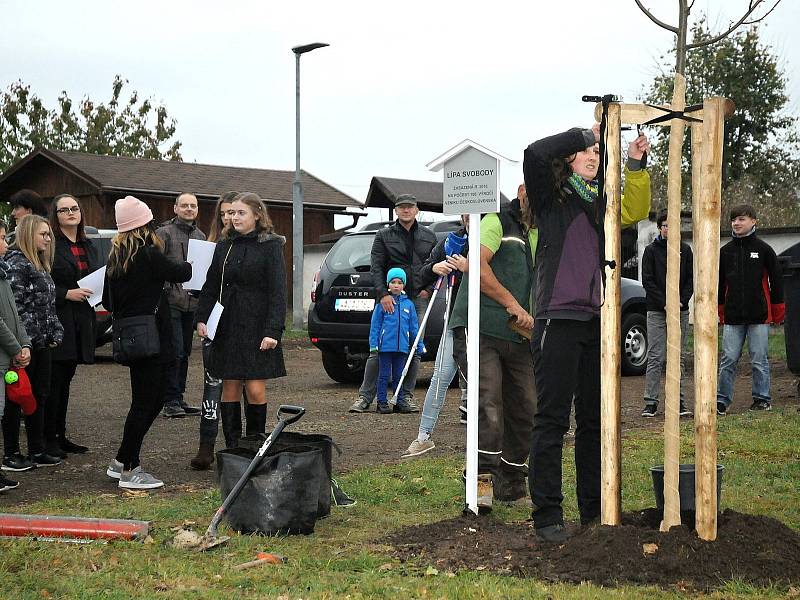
[106,459,123,480]
[393,399,419,414]
[119,466,164,490]
[180,402,201,416]
[349,398,371,413]
[401,439,435,459]
[679,403,693,417]
[162,404,186,418]
[749,400,771,411]
[641,403,657,418]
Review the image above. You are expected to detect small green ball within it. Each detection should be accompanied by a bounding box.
[4,371,19,385]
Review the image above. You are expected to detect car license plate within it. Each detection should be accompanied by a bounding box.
[335,298,374,312]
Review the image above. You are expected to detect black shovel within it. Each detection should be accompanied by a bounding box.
[194,404,305,551]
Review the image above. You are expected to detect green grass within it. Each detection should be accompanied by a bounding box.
[1,410,798,599]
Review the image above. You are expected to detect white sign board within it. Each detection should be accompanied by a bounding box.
[442,146,500,215]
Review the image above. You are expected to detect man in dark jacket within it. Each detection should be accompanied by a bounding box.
[349,194,437,414]
[641,209,693,418]
[717,204,784,414]
[157,193,206,418]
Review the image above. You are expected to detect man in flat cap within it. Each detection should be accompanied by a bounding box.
[349,194,437,414]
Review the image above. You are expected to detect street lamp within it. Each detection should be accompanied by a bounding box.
[292,42,329,330]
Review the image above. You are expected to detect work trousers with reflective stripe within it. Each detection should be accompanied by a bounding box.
[477,334,536,483]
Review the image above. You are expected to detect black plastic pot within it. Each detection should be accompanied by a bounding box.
[650,463,724,512]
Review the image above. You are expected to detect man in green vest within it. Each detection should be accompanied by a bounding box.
[450,183,537,510]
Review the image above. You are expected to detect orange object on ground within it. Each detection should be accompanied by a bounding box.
[0,513,149,541]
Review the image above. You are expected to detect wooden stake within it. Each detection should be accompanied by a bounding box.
[660,73,686,532]
[600,103,622,526]
[694,97,726,542]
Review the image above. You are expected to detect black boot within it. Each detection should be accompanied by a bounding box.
[246,403,267,436]
[59,435,89,454]
[220,402,242,449]
[189,440,215,470]
[244,400,266,435]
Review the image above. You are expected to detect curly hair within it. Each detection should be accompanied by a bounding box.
[107,223,164,277]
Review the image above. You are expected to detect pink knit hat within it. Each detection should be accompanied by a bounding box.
[115,195,154,232]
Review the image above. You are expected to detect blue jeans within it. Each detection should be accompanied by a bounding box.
[377,352,408,405]
[164,308,196,409]
[418,327,458,438]
[717,323,771,408]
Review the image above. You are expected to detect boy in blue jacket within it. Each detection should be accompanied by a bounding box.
[370,267,424,414]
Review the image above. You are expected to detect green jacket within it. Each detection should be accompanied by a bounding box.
[450,200,537,343]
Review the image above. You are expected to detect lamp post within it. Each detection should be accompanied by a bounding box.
[291,42,329,330]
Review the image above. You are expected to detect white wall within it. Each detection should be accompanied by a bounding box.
[298,242,334,326]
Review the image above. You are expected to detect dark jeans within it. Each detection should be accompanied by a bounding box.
[529,318,601,528]
[1,347,51,456]
[116,358,170,470]
[164,308,195,409]
[377,352,407,405]
[477,334,536,481]
[48,360,79,444]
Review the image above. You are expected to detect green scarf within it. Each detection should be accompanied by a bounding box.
[567,173,598,204]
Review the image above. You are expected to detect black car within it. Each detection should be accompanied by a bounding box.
[308,222,649,383]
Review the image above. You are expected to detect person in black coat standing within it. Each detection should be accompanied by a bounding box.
[47,194,101,456]
[640,209,693,418]
[196,192,287,450]
[103,196,191,490]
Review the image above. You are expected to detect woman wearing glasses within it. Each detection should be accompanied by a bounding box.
[1,215,64,471]
[46,195,101,457]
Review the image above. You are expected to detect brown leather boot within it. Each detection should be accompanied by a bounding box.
[189,440,215,471]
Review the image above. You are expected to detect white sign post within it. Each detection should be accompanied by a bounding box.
[428,139,507,515]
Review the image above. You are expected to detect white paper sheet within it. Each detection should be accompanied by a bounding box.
[77,266,107,308]
[206,302,224,341]
[184,239,216,290]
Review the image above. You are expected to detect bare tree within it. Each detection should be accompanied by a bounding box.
[634,0,782,74]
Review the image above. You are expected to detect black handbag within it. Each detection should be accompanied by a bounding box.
[110,287,161,365]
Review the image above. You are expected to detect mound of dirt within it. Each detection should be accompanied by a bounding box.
[389,509,800,591]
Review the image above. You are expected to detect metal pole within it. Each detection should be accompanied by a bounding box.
[290,42,328,331]
[292,52,304,330]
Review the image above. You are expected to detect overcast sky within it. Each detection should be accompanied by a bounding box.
[3,0,799,226]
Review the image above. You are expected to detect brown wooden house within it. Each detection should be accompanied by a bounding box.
[0,148,363,303]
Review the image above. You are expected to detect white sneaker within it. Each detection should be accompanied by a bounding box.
[118,466,164,490]
[106,459,123,480]
[401,439,435,459]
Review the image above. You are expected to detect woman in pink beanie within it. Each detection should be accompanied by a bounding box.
[102,196,192,490]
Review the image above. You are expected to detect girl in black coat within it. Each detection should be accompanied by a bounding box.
[47,194,101,456]
[196,192,286,449]
[102,196,191,490]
